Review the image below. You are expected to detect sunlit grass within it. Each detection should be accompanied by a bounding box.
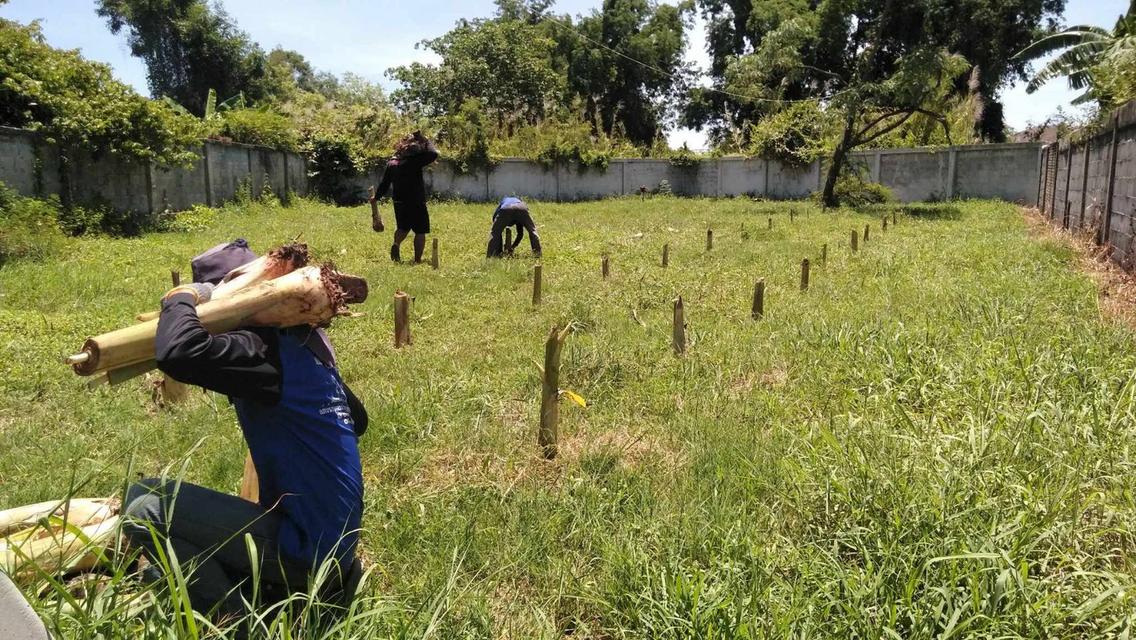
[1,196,1134,637]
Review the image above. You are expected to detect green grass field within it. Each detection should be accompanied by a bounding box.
[2,197,1135,638]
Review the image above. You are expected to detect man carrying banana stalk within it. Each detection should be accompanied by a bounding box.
[486,195,542,258]
[372,130,439,263]
[122,239,368,619]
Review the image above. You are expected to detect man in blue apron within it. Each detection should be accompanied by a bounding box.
[122,239,367,618]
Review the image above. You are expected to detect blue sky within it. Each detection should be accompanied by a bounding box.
[2,0,1129,149]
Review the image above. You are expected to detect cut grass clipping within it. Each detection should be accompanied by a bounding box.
[0,197,1134,638]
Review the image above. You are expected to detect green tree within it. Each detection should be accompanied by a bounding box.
[265,48,340,99]
[388,19,561,128]
[1015,1,1135,109]
[560,0,694,145]
[717,2,976,206]
[0,18,202,167]
[690,0,1064,144]
[96,0,272,114]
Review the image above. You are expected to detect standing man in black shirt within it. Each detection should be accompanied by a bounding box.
[373,131,439,263]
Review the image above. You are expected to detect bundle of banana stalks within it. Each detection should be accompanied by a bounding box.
[65,243,368,384]
[1,498,119,577]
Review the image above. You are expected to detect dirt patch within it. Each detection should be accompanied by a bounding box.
[393,426,686,502]
[1023,208,1136,330]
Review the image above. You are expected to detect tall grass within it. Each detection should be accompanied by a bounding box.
[0,196,1134,637]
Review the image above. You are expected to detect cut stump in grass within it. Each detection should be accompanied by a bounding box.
[752,280,765,320]
[892,211,898,225]
[768,216,773,230]
[790,209,795,222]
[883,216,888,231]
[431,238,439,270]
[706,228,713,251]
[662,243,669,267]
[800,258,810,291]
[239,453,259,503]
[505,228,513,254]
[171,271,180,287]
[673,296,686,355]
[532,264,542,306]
[602,255,610,280]
[822,243,828,267]
[864,224,871,243]
[851,229,859,253]
[538,324,572,460]
[160,377,188,405]
[394,291,412,348]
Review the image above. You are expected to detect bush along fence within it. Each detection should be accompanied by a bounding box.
[1037,100,1136,270]
[0,124,1044,213]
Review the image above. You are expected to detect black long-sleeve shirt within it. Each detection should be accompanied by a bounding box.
[155,293,368,434]
[375,140,439,208]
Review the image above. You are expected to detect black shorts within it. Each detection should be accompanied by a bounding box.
[393,202,430,234]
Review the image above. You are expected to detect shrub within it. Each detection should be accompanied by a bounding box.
[0,19,203,167]
[56,198,153,237]
[816,173,895,208]
[162,204,218,233]
[0,184,67,264]
[218,108,298,150]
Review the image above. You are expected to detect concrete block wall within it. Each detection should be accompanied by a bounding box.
[0,127,307,213]
[1037,100,1136,271]
[0,126,1045,214]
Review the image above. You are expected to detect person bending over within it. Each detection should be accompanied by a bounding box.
[123,241,368,618]
[374,131,439,263]
[487,196,542,258]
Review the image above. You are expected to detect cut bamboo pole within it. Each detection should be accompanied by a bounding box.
[789,210,795,222]
[239,454,259,503]
[864,224,871,243]
[768,216,772,230]
[822,243,828,267]
[706,228,713,251]
[369,186,383,231]
[138,244,310,322]
[672,297,686,355]
[800,258,810,291]
[71,265,366,377]
[161,378,189,404]
[662,243,669,267]
[532,264,542,306]
[431,238,439,269]
[0,499,115,538]
[3,516,120,576]
[171,271,180,287]
[505,228,513,253]
[752,280,765,320]
[892,211,897,225]
[851,229,859,253]
[601,255,610,280]
[882,216,888,231]
[538,324,572,460]
[394,290,412,348]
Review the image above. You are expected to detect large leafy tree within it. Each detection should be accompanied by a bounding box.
[1015,1,1135,109]
[560,0,694,145]
[388,18,562,128]
[689,0,1064,144]
[96,0,273,115]
[0,18,202,166]
[716,1,976,206]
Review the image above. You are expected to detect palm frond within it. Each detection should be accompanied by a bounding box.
[1013,27,1111,61]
